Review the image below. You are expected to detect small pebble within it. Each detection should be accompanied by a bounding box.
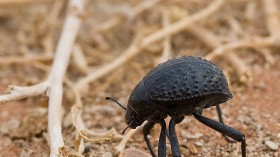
[181,131,203,139]
[265,141,279,151]
[195,141,204,147]
[189,144,198,154]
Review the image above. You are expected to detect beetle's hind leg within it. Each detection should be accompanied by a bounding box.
[168,116,184,157]
[143,121,157,157]
[216,105,237,143]
[193,113,246,157]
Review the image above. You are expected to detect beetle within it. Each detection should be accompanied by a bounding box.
[106,56,246,157]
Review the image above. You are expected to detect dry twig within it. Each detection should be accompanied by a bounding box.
[0,55,52,65]
[156,9,172,64]
[115,122,145,153]
[205,37,274,61]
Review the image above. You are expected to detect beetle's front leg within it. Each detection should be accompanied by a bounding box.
[169,119,181,157]
[143,121,156,157]
[158,119,167,157]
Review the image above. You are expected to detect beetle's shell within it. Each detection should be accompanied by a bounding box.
[143,56,231,102]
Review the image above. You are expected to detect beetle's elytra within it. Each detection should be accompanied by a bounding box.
[107,56,246,157]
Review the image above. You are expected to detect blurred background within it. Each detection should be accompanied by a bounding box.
[0,0,279,156]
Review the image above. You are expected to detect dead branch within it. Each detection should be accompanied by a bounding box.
[115,122,146,153]
[0,82,48,103]
[262,0,280,39]
[72,44,90,74]
[205,37,274,61]
[259,48,275,65]
[0,0,51,5]
[0,55,52,65]
[75,0,226,93]
[156,9,172,65]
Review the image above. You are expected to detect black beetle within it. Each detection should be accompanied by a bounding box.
[106,56,246,157]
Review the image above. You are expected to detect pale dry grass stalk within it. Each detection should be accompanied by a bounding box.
[156,9,172,64]
[115,123,145,153]
[0,55,52,65]
[205,37,275,60]
[0,0,51,4]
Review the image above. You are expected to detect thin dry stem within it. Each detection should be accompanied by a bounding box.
[71,106,112,143]
[72,44,90,74]
[141,0,225,46]
[262,0,280,39]
[0,55,52,65]
[115,122,145,152]
[76,0,225,92]
[0,82,48,104]
[205,37,274,61]
[259,48,275,65]
[65,78,121,153]
[157,9,172,64]
[0,0,51,4]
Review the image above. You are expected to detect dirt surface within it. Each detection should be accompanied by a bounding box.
[0,0,280,157]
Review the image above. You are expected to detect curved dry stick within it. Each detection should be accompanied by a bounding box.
[64,77,122,153]
[71,106,112,142]
[75,0,226,92]
[205,37,274,61]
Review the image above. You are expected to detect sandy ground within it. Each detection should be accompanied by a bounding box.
[0,0,279,157]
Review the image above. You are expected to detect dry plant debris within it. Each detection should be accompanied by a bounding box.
[0,0,280,156]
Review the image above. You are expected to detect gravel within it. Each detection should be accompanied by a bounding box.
[265,141,279,151]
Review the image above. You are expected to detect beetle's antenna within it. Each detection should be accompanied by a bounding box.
[105,97,127,110]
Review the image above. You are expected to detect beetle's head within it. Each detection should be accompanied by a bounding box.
[125,80,155,129]
[106,81,155,134]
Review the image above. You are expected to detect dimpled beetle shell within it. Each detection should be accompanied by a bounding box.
[142,56,232,115]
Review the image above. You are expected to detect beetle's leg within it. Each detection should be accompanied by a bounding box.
[169,116,184,157]
[216,105,237,143]
[158,119,167,157]
[193,113,246,157]
[143,121,157,157]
